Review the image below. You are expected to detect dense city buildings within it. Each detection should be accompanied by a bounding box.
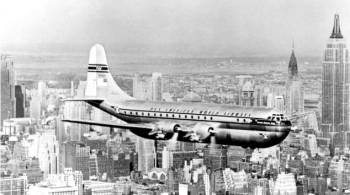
[321,14,350,151]
[0,173,28,195]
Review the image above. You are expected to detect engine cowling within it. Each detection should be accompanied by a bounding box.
[155,123,181,133]
[144,123,180,140]
[192,123,215,141]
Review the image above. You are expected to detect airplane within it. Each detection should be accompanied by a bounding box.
[62,44,292,149]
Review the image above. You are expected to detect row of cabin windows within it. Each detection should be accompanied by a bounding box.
[121,110,249,123]
[147,108,250,117]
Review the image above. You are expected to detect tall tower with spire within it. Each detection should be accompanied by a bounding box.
[321,14,350,151]
[285,44,304,116]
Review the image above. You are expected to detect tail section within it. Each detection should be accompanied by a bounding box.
[85,44,133,101]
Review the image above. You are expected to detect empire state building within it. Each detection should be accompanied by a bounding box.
[321,14,350,150]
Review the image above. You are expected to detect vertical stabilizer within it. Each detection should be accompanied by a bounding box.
[85,44,133,101]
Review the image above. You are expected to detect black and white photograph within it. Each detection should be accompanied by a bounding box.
[1,0,350,194]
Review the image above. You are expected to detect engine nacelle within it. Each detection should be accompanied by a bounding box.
[155,123,181,133]
[193,123,214,141]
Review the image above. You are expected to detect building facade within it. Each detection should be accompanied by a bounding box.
[1,56,16,127]
[285,48,304,116]
[321,14,350,150]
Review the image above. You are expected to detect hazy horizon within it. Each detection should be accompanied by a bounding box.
[1,0,350,58]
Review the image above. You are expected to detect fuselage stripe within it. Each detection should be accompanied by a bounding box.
[116,108,279,126]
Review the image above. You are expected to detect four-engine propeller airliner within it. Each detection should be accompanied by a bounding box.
[62,44,292,149]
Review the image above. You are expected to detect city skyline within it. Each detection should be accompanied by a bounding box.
[3,1,350,194]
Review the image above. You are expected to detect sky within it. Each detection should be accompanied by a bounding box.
[0,0,350,57]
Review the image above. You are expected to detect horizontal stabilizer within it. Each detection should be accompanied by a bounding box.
[62,119,151,130]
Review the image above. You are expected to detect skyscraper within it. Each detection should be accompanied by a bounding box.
[285,47,304,116]
[15,85,25,118]
[321,14,350,150]
[137,137,155,173]
[1,56,16,126]
[151,72,163,101]
[133,72,163,101]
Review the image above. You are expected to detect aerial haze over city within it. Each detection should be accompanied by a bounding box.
[1,0,350,195]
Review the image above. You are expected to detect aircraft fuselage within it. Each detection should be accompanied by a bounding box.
[89,99,291,148]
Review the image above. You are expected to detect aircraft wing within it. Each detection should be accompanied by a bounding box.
[64,98,105,104]
[62,119,152,130]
